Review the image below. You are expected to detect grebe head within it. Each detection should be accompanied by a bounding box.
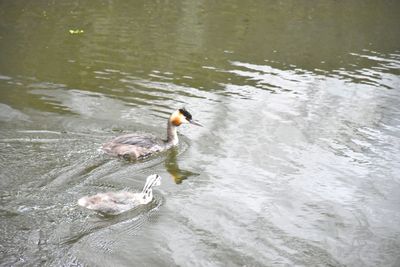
[170,108,203,127]
[140,174,162,203]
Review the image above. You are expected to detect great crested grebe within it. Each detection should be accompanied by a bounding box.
[78,174,161,215]
[102,108,202,160]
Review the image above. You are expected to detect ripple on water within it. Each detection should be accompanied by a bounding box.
[1,2,400,264]
[51,194,164,266]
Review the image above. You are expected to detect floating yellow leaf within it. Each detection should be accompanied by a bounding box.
[69,29,84,34]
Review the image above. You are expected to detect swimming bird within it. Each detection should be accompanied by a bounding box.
[78,174,161,215]
[102,108,202,160]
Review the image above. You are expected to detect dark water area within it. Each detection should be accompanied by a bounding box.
[1,1,400,266]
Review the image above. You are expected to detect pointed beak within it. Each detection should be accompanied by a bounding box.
[189,119,203,127]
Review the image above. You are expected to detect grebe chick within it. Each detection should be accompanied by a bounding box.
[78,174,161,215]
[102,108,202,160]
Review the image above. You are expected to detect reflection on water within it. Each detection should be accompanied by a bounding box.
[165,147,199,184]
[1,1,400,266]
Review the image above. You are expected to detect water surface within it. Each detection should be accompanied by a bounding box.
[1,1,400,266]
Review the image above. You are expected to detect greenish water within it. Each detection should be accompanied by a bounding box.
[1,1,400,266]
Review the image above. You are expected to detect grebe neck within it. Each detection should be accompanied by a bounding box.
[166,121,179,146]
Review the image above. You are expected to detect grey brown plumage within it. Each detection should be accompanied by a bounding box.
[102,108,202,160]
[78,174,161,215]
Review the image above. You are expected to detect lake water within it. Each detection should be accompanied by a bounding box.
[1,1,400,266]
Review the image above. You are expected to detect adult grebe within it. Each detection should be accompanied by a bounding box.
[102,108,202,160]
[78,174,161,215]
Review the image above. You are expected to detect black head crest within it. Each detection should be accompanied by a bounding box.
[179,108,192,121]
